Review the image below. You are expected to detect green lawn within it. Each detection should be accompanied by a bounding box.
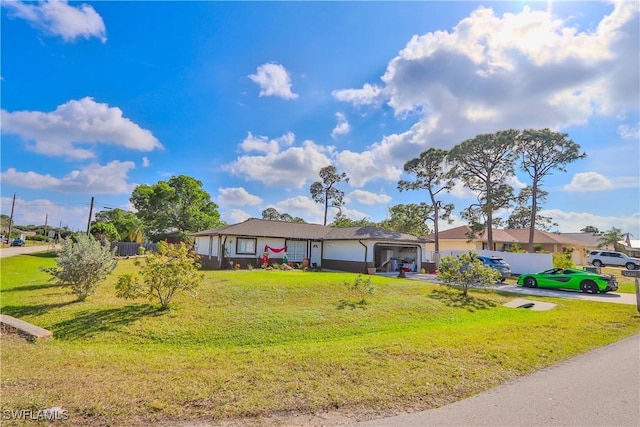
[1,253,639,426]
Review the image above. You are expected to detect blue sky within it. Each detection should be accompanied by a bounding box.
[1,1,639,238]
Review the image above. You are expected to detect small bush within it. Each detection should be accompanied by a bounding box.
[553,249,575,269]
[344,274,374,305]
[137,246,146,256]
[115,241,203,309]
[41,234,118,301]
[437,252,501,297]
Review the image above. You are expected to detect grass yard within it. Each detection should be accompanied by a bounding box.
[1,253,639,426]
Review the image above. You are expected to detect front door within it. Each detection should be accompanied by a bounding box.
[310,241,322,267]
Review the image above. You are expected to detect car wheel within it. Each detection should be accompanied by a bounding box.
[625,263,638,270]
[592,260,603,267]
[523,277,537,288]
[581,280,599,294]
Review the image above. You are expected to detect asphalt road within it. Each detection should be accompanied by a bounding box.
[0,244,57,258]
[351,334,640,427]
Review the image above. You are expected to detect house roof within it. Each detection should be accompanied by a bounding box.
[431,225,586,246]
[192,218,430,244]
[430,225,518,242]
[558,233,604,248]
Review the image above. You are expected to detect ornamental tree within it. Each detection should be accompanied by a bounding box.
[41,234,118,301]
[437,252,501,297]
[115,241,203,309]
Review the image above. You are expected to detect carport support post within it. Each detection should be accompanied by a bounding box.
[621,270,640,313]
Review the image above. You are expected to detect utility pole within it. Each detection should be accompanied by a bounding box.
[86,196,94,234]
[7,193,16,241]
[44,213,48,241]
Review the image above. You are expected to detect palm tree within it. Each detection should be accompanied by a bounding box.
[597,227,627,252]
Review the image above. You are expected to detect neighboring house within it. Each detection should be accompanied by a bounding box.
[192,218,433,274]
[561,233,640,261]
[622,239,640,258]
[427,225,589,265]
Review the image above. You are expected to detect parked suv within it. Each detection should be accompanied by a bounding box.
[586,251,640,270]
[476,255,512,281]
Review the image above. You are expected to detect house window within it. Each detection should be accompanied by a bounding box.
[286,240,306,262]
[236,238,256,254]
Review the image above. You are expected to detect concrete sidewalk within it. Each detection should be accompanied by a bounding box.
[351,334,640,426]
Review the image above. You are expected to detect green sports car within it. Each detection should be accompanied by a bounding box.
[517,268,618,294]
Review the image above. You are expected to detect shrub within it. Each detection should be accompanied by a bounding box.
[553,249,575,269]
[41,234,118,301]
[344,274,374,305]
[137,246,146,256]
[437,252,501,297]
[508,243,526,253]
[115,241,203,309]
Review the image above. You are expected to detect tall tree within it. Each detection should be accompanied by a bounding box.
[381,203,432,236]
[517,129,586,252]
[261,208,306,223]
[507,187,557,231]
[580,225,601,234]
[447,130,519,250]
[310,166,349,226]
[130,175,222,241]
[330,212,378,228]
[95,208,144,242]
[398,148,454,253]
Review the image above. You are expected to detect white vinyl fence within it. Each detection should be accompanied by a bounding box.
[427,250,552,275]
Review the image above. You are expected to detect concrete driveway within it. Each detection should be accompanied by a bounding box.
[402,273,639,306]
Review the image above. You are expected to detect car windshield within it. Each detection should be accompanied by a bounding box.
[488,258,507,265]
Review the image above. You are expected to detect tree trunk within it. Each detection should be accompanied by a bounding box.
[528,180,539,253]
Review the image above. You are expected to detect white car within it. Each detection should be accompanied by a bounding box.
[586,250,640,270]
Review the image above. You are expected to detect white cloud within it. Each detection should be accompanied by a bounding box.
[0,196,89,231]
[563,172,613,192]
[541,209,640,236]
[142,156,150,167]
[2,0,107,43]
[332,83,383,106]
[248,63,299,100]
[227,137,333,188]
[1,97,162,160]
[330,2,638,189]
[217,187,262,206]
[239,131,295,154]
[618,123,640,140]
[335,132,406,187]
[223,209,252,224]
[274,196,324,223]
[0,161,136,194]
[348,189,392,205]
[331,113,351,139]
[563,172,638,192]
